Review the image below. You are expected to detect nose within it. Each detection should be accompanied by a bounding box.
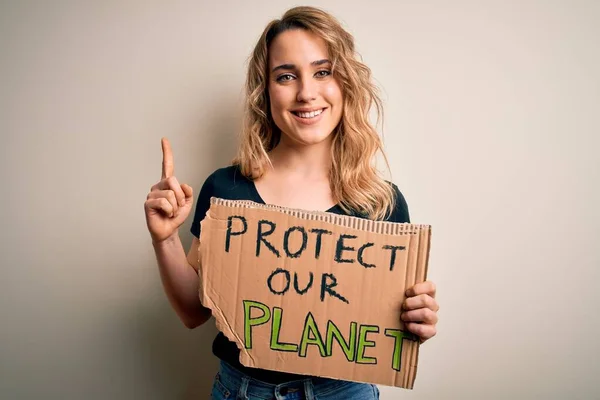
[296,77,317,103]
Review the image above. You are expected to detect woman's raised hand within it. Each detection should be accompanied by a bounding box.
[144,138,194,243]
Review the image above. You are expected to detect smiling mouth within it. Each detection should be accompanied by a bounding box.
[291,108,326,119]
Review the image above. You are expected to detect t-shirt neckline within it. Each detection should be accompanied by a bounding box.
[247,177,339,213]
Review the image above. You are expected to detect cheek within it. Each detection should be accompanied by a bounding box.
[323,82,343,108]
[323,83,343,124]
[268,86,290,132]
[268,85,292,113]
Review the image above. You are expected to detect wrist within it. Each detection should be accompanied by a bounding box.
[152,231,180,248]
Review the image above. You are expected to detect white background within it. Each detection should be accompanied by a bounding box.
[1,1,598,399]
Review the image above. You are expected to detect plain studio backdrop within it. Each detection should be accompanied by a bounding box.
[1,1,598,399]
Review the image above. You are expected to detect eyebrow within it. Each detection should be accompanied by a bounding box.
[271,59,331,73]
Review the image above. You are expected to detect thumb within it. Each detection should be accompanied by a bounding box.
[181,183,193,200]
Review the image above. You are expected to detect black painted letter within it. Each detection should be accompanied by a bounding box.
[257,220,280,257]
[267,268,290,295]
[226,215,247,252]
[335,234,357,263]
[357,242,376,268]
[293,272,314,295]
[310,228,332,259]
[320,273,349,304]
[283,226,308,258]
[382,245,406,271]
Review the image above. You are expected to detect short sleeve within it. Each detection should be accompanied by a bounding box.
[388,184,410,223]
[190,173,216,238]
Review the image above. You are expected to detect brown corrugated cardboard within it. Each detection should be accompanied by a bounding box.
[197,197,431,388]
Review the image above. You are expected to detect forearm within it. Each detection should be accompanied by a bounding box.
[152,234,211,328]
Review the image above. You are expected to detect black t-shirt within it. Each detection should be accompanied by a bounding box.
[190,165,410,384]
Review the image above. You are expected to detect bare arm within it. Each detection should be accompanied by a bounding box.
[153,235,211,329]
[145,138,210,329]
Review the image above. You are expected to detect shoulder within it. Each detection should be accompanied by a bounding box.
[199,164,255,201]
[387,182,410,223]
[190,165,255,237]
[202,165,246,191]
[204,164,241,184]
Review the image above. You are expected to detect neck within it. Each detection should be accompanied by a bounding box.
[269,136,333,179]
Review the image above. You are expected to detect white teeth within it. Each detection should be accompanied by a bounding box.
[296,109,324,118]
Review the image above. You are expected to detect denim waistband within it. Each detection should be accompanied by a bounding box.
[215,360,362,400]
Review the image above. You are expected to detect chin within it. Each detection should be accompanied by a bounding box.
[286,128,334,146]
[281,119,337,147]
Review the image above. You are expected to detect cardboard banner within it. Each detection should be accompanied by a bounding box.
[197,197,431,388]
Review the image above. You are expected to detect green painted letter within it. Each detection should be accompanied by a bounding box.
[384,329,418,371]
[299,312,326,357]
[325,320,356,361]
[243,300,271,349]
[356,325,379,364]
[270,307,298,352]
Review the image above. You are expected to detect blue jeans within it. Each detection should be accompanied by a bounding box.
[211,361,380,400]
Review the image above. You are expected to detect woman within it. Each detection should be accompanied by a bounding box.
[144,6,439,399]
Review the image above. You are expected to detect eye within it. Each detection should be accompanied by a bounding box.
[276,73,295,82]
[315,70,331,78]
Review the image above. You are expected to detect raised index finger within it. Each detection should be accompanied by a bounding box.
[161,137,174,179]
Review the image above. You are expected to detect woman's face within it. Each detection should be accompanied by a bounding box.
[268,29,343,147]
